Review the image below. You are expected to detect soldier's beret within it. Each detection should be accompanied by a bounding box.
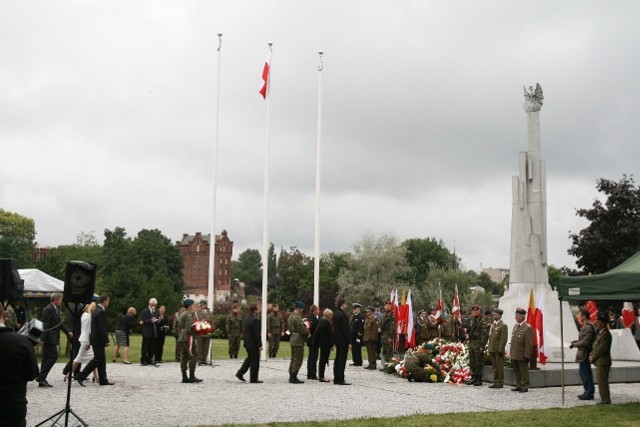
[471,305,481,310]
[183,299,195,307]
[493,308,504,315]
[515,308,527,315]
[199,299,207,305]
[293,300,305,309]
[352,303,362,308]
[366,306,374,312]
[596,311,608,323]
[422,343,435,350]
[373,302,381,307]
[418,309,426,314]
[384,300,392,305]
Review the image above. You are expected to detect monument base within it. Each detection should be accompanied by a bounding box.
[499,282,578,362]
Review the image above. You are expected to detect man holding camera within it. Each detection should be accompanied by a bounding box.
[570,307,596,400]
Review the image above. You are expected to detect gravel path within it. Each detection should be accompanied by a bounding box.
[26,359,640,426]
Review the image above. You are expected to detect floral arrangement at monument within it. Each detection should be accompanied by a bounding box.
[384,338,472,383]
[192,319,215,336]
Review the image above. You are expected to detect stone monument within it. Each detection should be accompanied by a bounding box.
[499,83,578,362]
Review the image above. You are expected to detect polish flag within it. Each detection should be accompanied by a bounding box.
[435,286,443,320]
[259,50,271,99]
[622,302,635,328]
[535,291,547,364]
[406,289,416,349]
[585,300,598,323]
[452,284,461,323]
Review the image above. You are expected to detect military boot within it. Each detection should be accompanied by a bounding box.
[189,370,203,383]
[474,374,483,386]
[289,373,304,384]
[181,370,190,383]
[465,374,477,385]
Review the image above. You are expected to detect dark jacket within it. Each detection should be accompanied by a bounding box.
[350,311,364,342]
[90,305,110,348]
[40,303,70,345]
[573,321,596,362]
[333,307,350,348]
[306,313,319,346]
[0,327,39,413]
[310,316,333,348]
[243,313,262,351]
[140,307,158,338]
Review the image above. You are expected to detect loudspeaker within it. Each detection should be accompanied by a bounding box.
[63,260,97,304]
[0,258,22,302]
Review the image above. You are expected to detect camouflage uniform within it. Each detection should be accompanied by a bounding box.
[363,310,379,369]
[4,304,17,331]
[465,313,489,385]
[287,309,309,383]
[404,351,441,382]
[178,304,202,383]
[379,309,395,367]
[196,303,212,365]
[225,311,243,358]
[267,310,284,357]
[173,309,185,362]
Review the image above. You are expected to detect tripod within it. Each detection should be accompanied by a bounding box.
[36,302,88,427]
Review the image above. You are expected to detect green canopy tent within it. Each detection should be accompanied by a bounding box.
[552,251,640,404]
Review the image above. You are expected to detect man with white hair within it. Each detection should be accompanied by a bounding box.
[140,297,160,366]
[36,292,72,387]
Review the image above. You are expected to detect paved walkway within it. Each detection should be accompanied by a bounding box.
[26,359,640,426]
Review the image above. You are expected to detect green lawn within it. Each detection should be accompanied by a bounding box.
[203,403,640,427]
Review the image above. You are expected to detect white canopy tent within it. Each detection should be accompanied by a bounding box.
[18,268,64,298]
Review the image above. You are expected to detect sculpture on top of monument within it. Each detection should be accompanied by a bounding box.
[523,83,544,112]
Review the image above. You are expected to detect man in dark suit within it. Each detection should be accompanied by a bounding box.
[36,293,72,387]
[1,303,40,426]
[76,294,114,386]
[236,303,262,383]
[349,303,364,366]
[140,297,159,366]
[333,299,351,385]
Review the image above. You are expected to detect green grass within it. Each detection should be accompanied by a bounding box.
[202,403,640,427]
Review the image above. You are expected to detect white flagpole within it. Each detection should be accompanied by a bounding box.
[208,33,223,309]
[313,51,324,307]
[260,42,273,361]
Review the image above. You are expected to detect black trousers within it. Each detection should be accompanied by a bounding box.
[307,345,319,378]
[238,347,260,381]
[37,343,59,382]
[78,343,107,384]
[351,339,362,365]
[141,335,155,364]
[318,346,331,379]
[333,345,348,383]
[155,333,166,362]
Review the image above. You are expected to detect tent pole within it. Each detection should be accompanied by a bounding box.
[560,299,565,406]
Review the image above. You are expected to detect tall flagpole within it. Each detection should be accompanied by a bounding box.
[260,42,273,361]
[208,33,223,309]
[313,51,324,307]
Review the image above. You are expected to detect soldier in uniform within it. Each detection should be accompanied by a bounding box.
[590,311,612,404]
[509,307,533,393]
[196,299,212,365]
[172,306,185,362]
[416,310,429,345]
[178,299,203,383]
[378,300,395,370]
[349,303,364,366]
[426,306,441,339]
[403,343,444,382]
[267,303,284,357]
[2,299,17,331]
[441,309,455,340]
[372,302,383,359]
[363,306,379,370]
[464,304,489,386]
[487,308,508,388]
[287,301,309,383]
[225,303,243,358]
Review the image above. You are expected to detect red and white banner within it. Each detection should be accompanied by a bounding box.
[452,284,461,323]
[622,302,635,328]
[259,50,271,99]
[406,289,415,349]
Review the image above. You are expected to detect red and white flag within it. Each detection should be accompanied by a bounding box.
[622,302,635,328]
[259,50,272,99]
[585,300,598,323]
[435,285,443,320]
[452,284,461,323]
[535,291,547,365]
[406,289,415,349]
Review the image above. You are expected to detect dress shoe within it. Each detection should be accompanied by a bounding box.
[307,375,319,380]
[99,381,115,386]
[511,387,521,392]
[518,388,528,393]
[38,381,52,388]
[596,400,611,405]
[578,395,594,400]
[319,378,331,383]
[334,381,351,385]
[488,384,503,389]
[366,366,377,370]
[250,380,263,383]
[349,363,362,366]
[75,378,85,387]
[123,361,132,364]
[235,372,246,382]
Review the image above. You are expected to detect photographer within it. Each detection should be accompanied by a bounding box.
[0,303,39,426]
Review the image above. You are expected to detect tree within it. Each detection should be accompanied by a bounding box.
[36,231,104,280]
[267,242,277,278]
[568,175,640,274]
[0,209,36,267]
[337,232,409,306]
[401,237,459,286]
[231,249,262,283]
[271,246,313,307]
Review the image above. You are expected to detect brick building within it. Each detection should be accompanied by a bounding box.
[176,230,234,302]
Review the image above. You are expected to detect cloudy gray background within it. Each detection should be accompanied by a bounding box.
[2,1,638,272]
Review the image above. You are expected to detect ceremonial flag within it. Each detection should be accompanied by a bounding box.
[406,289,416,349]
[526,288,538,345]
[622,302,635,328]
[435,284,443,320]
[586,300,598,322]
[259,50,271,99]
[535,291,547,364]
[399,289,408,334]
[452,284,461,323]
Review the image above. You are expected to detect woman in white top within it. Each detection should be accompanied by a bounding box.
[71,302,96,376]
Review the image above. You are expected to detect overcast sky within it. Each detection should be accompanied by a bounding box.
[2,1,639,272]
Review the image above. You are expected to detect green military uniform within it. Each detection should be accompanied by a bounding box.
[287,303,309,383]
[196,301,212,365]
[379,307,395,367]
[173,309,184,362]
[591,316,612,404]
[465,310,489,385]
[404,348,441,382]
[225,311,243,358]
[487,309,509,388]
[509,313,533,392]
[363,308,379,369]
[4,304,17,331]
[178,300,202,384]
[267,309,284,357]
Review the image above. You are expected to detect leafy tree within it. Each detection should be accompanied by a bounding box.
[476,271,502,296]
[568,175,640,274]
[36,231,104,280]
[336,232,409,306]
[414,267,484,312]
[0,209,36,267]
[401,237,459,285]
[232,249,262,283]
[267,242,277,278]
[271,246,313,307]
